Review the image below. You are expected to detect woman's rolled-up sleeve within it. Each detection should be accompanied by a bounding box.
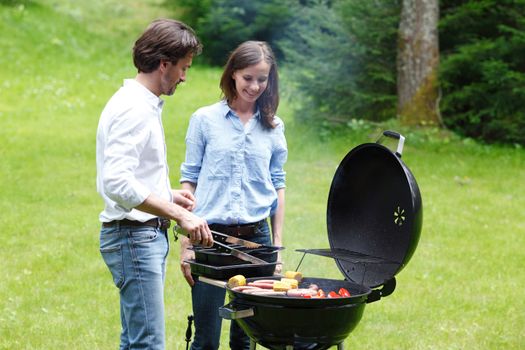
[270,122,288,189]
[180,113,206,184]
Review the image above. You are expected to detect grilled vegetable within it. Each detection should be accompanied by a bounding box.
[280,278,299,289]
[227,275,246,289]
[327,291,341,298]
[284,271,303,282]
[273,281,292,292]
[338,287,351,297]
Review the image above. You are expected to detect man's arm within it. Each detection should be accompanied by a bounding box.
[178,182,198,286]
[135,191,212,247]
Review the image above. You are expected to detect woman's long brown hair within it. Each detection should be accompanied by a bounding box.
[220,41,279,129]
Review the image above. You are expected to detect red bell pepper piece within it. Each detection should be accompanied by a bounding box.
[338,288,351,297]
[328,291,340,298]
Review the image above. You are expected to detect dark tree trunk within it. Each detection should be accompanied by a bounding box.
[397,0,441,126]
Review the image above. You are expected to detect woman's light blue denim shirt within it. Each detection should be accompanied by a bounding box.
[180,100,287,224]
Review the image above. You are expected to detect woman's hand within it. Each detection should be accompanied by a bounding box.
[180,244,196,287]
[172,189,196,211]
[274,250,283,275]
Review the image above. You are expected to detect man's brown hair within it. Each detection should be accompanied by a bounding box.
[133,19,202,73]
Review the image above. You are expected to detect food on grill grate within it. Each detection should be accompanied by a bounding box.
[284,271,303,282]
[273,281,293,292]
[229,275,346,299]
[338,287,351,297]
[227,275,246,288]
[328,291,341,298]
[231,285,260,292]
[286,288,318,297]
[246,290,286,296]
[280,278,299,289]
[308,283,319,291]
[248,280,274,289]
[229,277,355,301]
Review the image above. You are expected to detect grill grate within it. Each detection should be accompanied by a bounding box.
[295,248,400,265]
[294,248,401,286]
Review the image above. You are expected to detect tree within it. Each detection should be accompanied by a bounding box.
[439,0,525,145]
[168,0,292,65]
[397,0,441,126]
[279,0,401,124]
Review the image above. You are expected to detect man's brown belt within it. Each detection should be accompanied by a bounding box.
[102,218,171,230]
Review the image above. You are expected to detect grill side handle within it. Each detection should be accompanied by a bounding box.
[366,278,396,303]
[219,302,255,320]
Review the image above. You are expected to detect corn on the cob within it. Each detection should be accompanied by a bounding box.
[227,275,246,288]
[280,278,299,289]
[272,281,292,292]
[284,271,303,282]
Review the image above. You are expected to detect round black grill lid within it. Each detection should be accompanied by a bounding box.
[326,131,422,288]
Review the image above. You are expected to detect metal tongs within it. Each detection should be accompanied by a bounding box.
[173,225,267,265]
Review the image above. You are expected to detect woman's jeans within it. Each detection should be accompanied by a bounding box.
[100,224,169,350]
[190,221,272,350]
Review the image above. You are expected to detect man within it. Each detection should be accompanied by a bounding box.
[96,19,213,350]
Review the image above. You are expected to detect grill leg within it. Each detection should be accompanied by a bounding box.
[249,339,257,350]
[337,342,344,350]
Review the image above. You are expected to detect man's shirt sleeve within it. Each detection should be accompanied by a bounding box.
[102,106,151,209]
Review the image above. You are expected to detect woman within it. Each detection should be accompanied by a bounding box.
[179,41,287,350]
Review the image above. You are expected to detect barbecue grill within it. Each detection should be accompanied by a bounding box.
[189,131,422,350]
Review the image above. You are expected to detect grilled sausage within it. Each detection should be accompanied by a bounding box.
[248,281,274,289]
[251,279,279,284]
[232,285,261,292]
[286,288,318,297]
[308,283,319,291]
[247,290,287,296]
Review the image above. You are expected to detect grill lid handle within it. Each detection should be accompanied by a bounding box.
[366,277,396,303]
[377,130,405,157]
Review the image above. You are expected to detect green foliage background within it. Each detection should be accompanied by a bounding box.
[439,0,525,145]
[170,0,525,145]
[167,0,292,65]
[279,0,400,124]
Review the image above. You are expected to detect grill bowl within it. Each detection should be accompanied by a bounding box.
[221,277,370,349]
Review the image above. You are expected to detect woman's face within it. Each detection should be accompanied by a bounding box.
[232,60,271,104]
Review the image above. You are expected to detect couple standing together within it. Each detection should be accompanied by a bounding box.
[96,19,288,350]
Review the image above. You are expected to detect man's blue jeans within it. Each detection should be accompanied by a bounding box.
[190,221,273,350]
[100,224,169,350]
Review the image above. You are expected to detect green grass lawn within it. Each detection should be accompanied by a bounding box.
[1,1,524,349]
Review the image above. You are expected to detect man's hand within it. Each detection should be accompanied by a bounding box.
[177,211,213,247]
[172,189,196,211]
[180,246,195,286]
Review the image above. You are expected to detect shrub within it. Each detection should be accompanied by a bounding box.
[439,0,525,145]
[167,0,292,65]
[278,0,400,125]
